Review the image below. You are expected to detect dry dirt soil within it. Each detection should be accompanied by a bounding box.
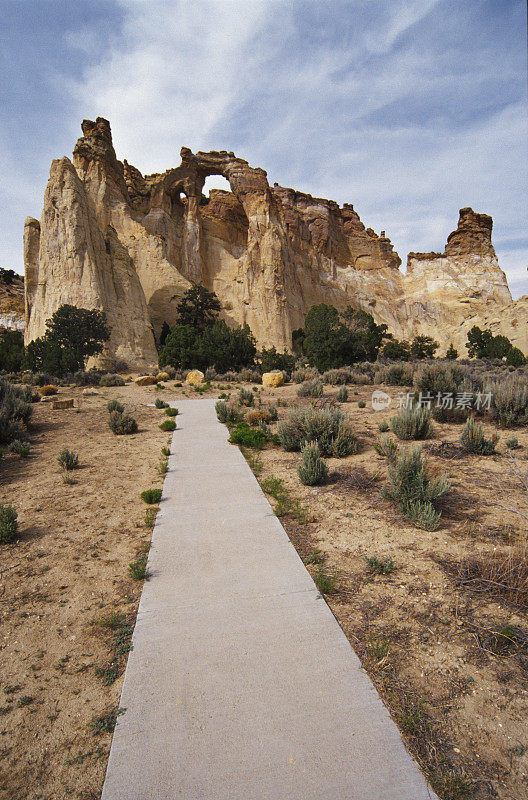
[0,382,171,800]
[1,377,527,800]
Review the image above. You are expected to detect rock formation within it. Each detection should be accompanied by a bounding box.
[24,118,526,367]
[0,272,25,332]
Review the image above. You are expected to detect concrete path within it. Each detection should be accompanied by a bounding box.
[101,399,438,800]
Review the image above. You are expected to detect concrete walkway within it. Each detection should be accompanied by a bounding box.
[101,399,438,800]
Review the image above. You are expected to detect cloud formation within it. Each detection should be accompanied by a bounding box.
[1,0,526,296]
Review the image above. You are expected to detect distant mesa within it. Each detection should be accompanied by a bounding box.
[23,117,526,368]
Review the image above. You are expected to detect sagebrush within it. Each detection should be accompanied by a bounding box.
[278,405,357,457]
[390,405,433,441]
[460,416,499,455]
[297,441,328,486]
[109,411,138,435]
[382,446,449,531]
[57,448,79,471]
[297,379,323,398]
[0,504,18,544]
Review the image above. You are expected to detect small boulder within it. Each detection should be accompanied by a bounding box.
[52,398,74,409]
[156,372,170,382]
[185,370,205,385]
[135,375,158,386]
[262,370,284,388]
[82,388,100,396]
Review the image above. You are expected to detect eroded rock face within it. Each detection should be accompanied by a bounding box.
[25,153,158,370]
[24,117,526,365]
[402,208,516,353]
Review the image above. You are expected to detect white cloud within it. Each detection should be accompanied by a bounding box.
[39,1,528,298]
[66,0,275,169]
[363,0,441,54]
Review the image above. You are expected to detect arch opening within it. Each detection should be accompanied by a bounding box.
[202,174,232,200]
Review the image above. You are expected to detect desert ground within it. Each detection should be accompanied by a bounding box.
[0,376,527,800]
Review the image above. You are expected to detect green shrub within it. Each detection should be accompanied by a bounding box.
[400,499,443,531]
[487,377,528,427]
[129,556,150,580]
[109,411,138,435]
[0,504,18,544]
[414,363,465,395]
[374,435,397,462]
[292,367,319,384]
[414,363,469,423]
[0,330,24,372]
[165,407,178,417]
[159,419,176,431]
[238,387,255,406]
[314,567,337,595]
[446,343,458,360]
[297,441,328,486]
[382,339,411,361]
[348,370,373,386]
[278,405,357,457]
[297,378,323,398]
[57,448,79,470]
[229,422,267,449]
[506,346,526,367]
[260,347,296,374]
[99,374,125,387]
[460,416,499,454]
[378,420,389,432]
[140,488,162,504]
[8,440,30,458]
[358,400,366,408]
[155,398,169,409]
[215,400,240,425]
[159,318,256,373]
[411,335,438,359]
[297,304,388,369]
[336,385,348,402]
[107,399,124,414]
[382,446,449,531]
[267,405,278,421]
[33,372,55,387]
[0,377,32,445]
[323,368,351,385]
[390,405,433,440]
[505,437,519,450]
[375,363,413,386]
[90,707,125,735]
[24,305,110,377]
[365,555,394,574]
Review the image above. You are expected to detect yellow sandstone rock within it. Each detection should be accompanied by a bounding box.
[135,375,158,386]
[156,372,170,382]
[262,371,284,388]
[185,370,205,385]
[23,118,527,366]
[52,398,74,409]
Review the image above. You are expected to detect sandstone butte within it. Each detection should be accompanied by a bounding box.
[23,117,527,371]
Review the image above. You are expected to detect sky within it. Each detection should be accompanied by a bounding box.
[1,0,527,297]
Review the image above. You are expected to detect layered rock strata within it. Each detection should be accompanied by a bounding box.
[24,118,526,367]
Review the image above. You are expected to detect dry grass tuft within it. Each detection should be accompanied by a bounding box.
[454,546,528,607]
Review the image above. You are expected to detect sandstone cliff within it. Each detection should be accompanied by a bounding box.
[24,118,526,366]
[0,272,25,332]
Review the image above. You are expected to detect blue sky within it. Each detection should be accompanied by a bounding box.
[1,0,526,297]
